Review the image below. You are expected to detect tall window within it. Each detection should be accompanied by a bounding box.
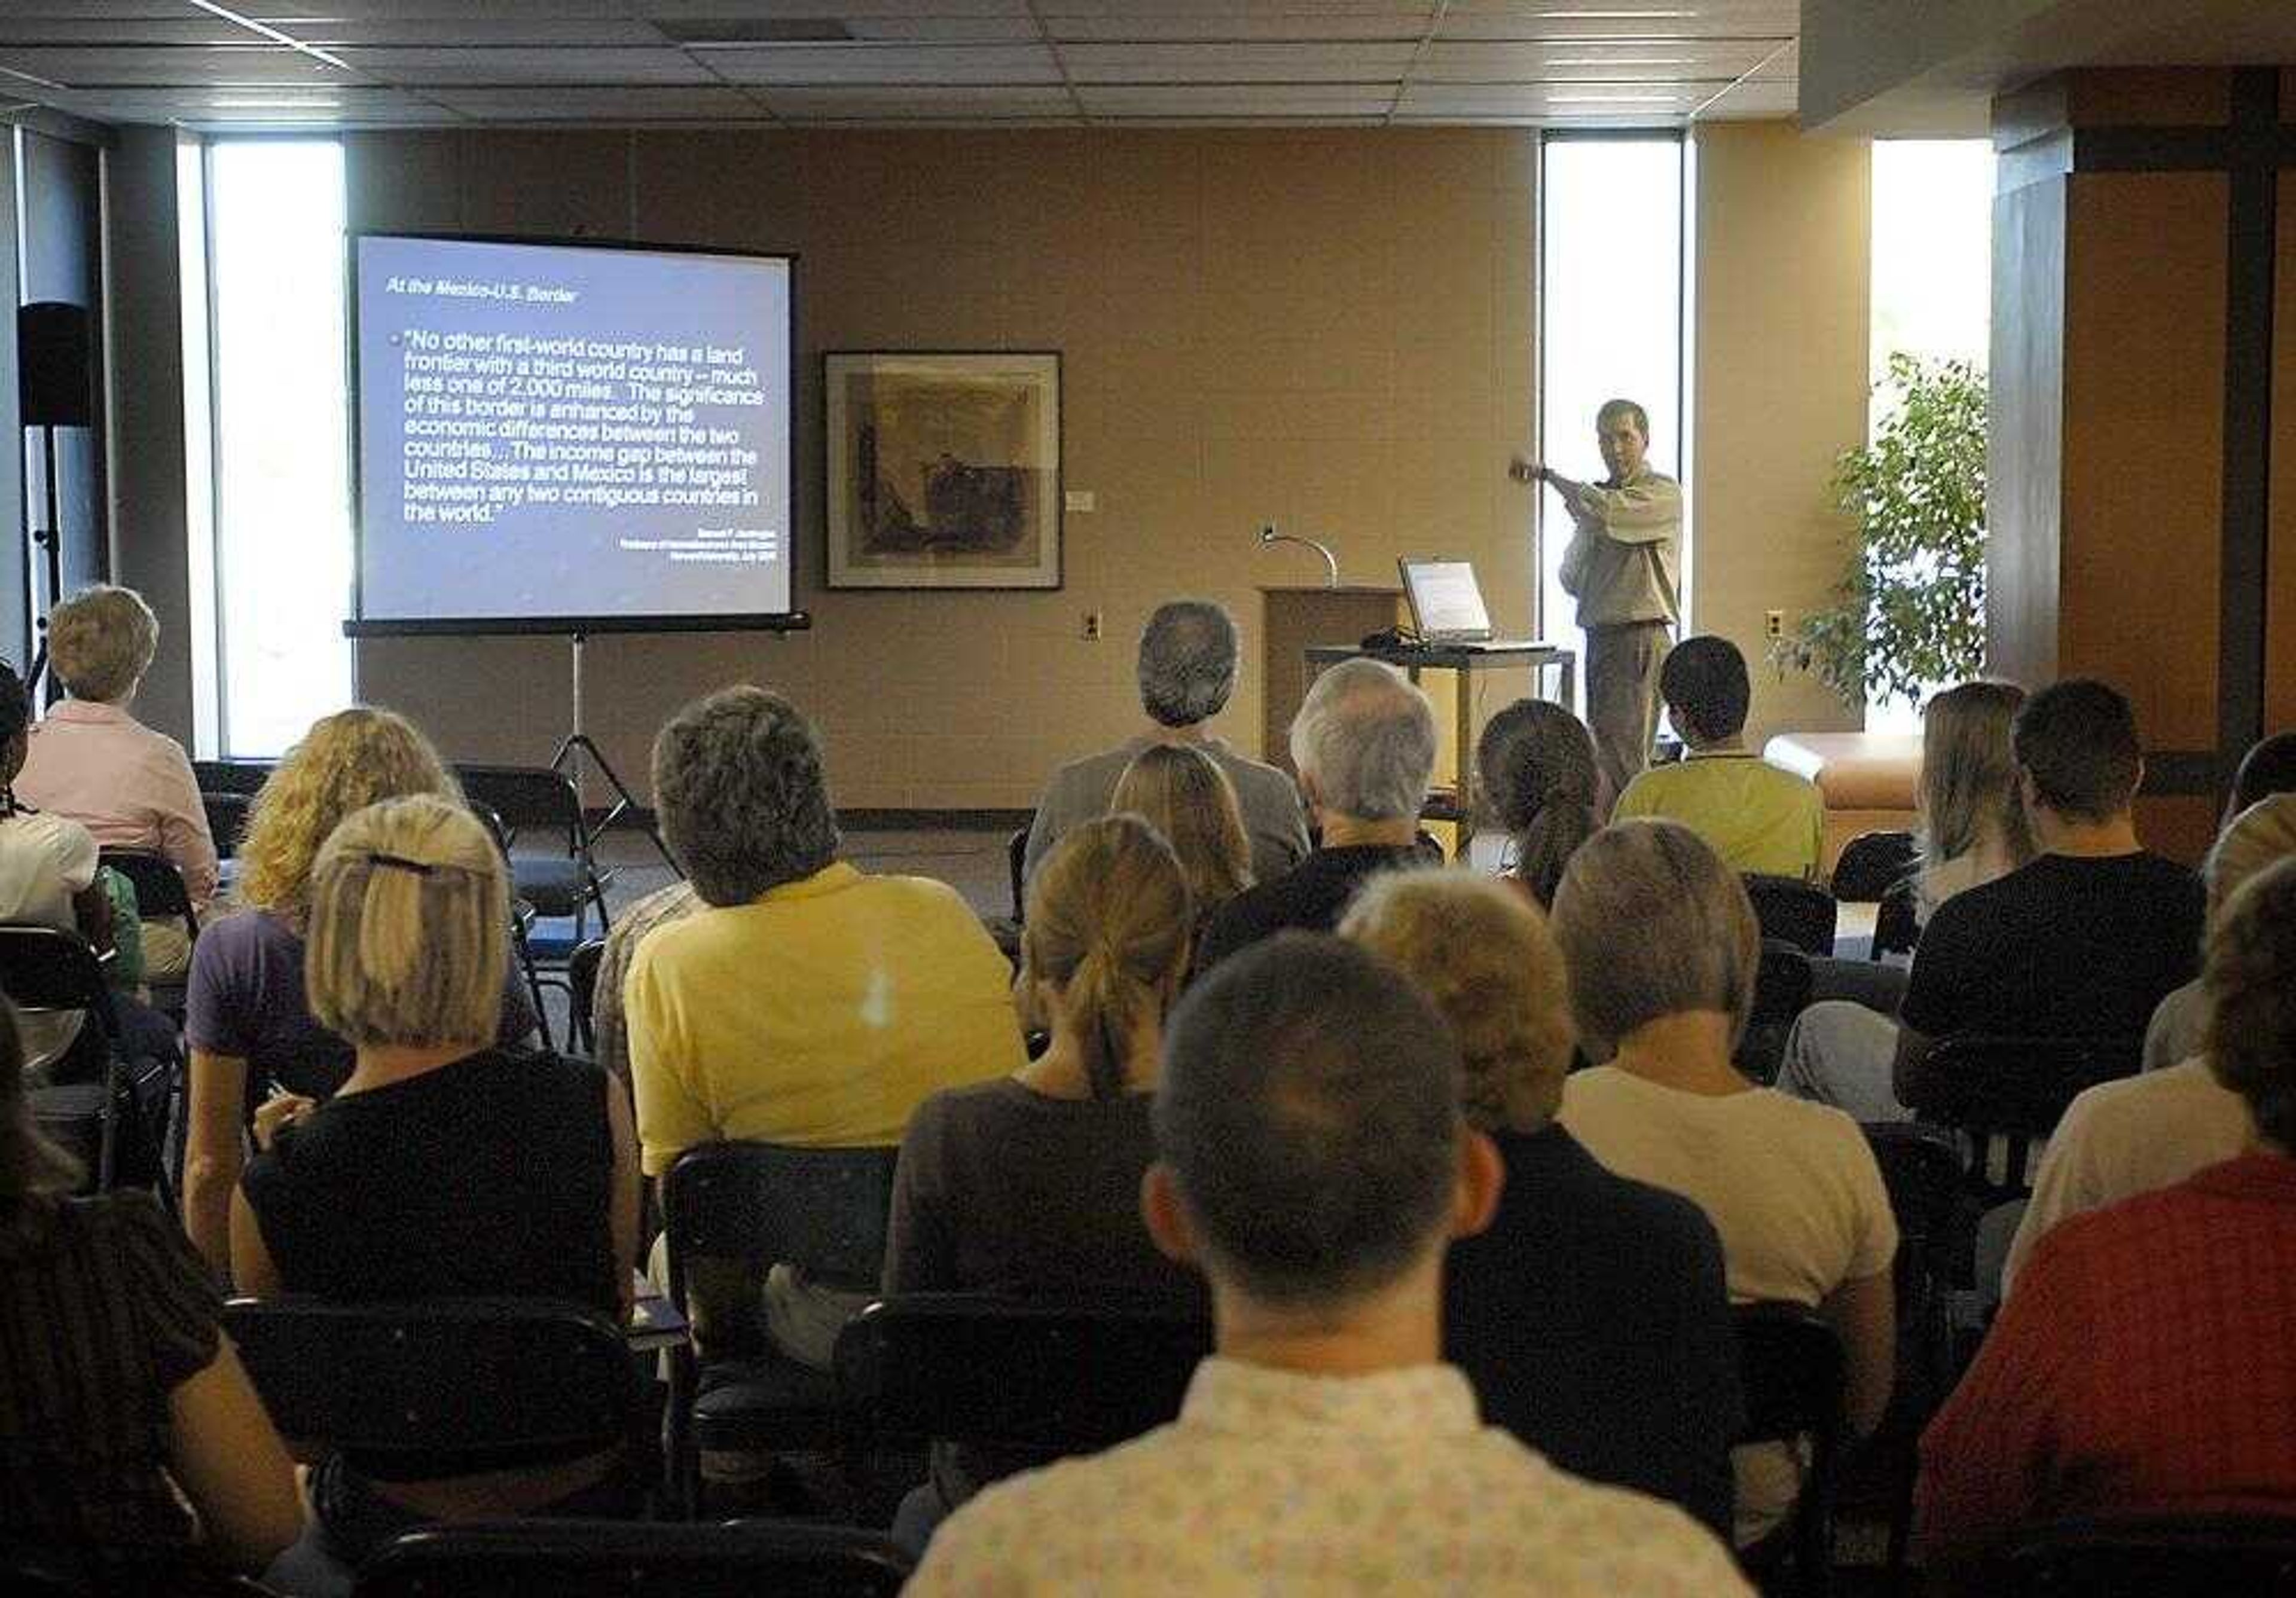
[204,139,353,757]
[1538,135,1689,674]
[1867,140,1995,730]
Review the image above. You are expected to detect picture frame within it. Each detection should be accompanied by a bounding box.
[824,350,1062,590]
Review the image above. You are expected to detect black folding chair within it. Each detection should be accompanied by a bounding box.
[0,924,125,1189]
[99,849,200,1013]
[567,937,606,1058]
[456,765,614,959]
[1991,1513,2296,1597]
[1733,1303,1848,1598]
[223,1297,639,1481]
[1905,1035,2144,1206]
[1007,826,1028,923]
[660,1142,900,1516]
[1830,830,1917,903]
[356,1518,912,1598]
[200,792,251,861]
[1744,873,1839,958]
[191,758,274,798]
[1871,877,1922,962]
[1736,939,1815,1084]
[836,1294,1210,1463]
[469,805,560,1053]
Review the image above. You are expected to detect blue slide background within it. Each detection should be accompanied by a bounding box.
[355,234,793,625]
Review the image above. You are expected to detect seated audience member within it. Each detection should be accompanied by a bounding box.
[1552,820,1897,1547]
[2226,728,2296,824]
[885,817,1205,1544]
[1781,679,2036,1080]
[1474,698,1601,908]
[182,708,537,1278]
[1340,872,1739,1540]
[1915,855,2296,1576]
[1781,678,2204,1123]
[625,686,1024,1368]
[1024,600,1308,885]
[2147,794,2296,1069]
[1110,743,1253,943]
[908,933,1750,1596]
[2001,793,2296,1294]
[0,997,301,1582]
[1193,658,1436,973]
[587,878,700,1084]
[1613,635,1823,881]
[233,796,640,1586]
[17,585,219,976]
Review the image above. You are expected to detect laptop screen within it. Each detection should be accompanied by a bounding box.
[1399,559,1492,640]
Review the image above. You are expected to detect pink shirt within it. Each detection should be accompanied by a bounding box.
[17,699,219,910]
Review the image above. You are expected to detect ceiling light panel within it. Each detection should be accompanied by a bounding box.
[704,44,1061,84]
[1062,41,1420,82]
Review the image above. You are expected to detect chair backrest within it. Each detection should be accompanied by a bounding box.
[1996,1514,2296,1597]
[192,758,273,798]
[355,1518,914,1598]
[1861,1120,1963,1288]
[1744,873,1839,957]
[455,765,584,853]
[1733,1302,1847,1590]
[662,1142,899,1298]
[836,1294,1211,1455]
[1736,940,1815,1084]
[97,850,196,925]
[1872,877,1923,961]
[0,924,114,1042]
[1831,829,1918,903]
[201,791,251,860]
[1007,826,1028,923]
[222,1297,633,1471]
[567,938,606,1055]
[1912,1034,2143,1187]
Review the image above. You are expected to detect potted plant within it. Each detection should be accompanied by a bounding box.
[1772,353,1988,713]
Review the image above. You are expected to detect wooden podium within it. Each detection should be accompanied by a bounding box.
[1257,586,1405,775]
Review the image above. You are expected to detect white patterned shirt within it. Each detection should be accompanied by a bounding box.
[906,1355,1751,1596]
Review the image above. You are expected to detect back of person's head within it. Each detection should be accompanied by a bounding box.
[0,659,29,786]
[1551,818,1759,1052]
[0,998,80,1255]
[2204,854,2296,1153]
[652,685,839,907]
[1289,658,1436,822]
[2204,795,2296,928]
[1023,815,1192,1100]
[2230,732,2296,820]
[306,795,507,1049]
[1112,743,1252,913]
[1137,601,1239,729]
[1657,635,1751,745]
[48,585,159,705]
[1156,932,1461,1308]
[1919,680,2037,869]
[1474,698,1599,906]
[239,707,456,921]
[2013,679,2142,823]
[1339,872,1575,1134]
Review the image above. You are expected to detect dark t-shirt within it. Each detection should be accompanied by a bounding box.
[1445,1125,1741,1541]
[0,1191,222,1556]
[884,1077,1198,1307]
[1194,844,1429,974]
[187,908,539,1099]
[1898,851,2205,1043]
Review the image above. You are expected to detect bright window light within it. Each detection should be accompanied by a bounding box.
[206,139,354,757]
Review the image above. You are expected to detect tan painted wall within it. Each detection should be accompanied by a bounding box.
[1690,122,1874,748]
[345,128,1537,808]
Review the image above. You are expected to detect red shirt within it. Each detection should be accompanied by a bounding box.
[1916,1152,2296,1564]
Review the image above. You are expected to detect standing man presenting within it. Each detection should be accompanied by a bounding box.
[1513,399,1682,806]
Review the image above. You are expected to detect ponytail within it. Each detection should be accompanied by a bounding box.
[1021,817,1192,1097]
[1515,795,1599,909]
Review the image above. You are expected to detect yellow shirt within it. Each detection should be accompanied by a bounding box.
[1613,751,1825,881]
[624,861,1025,1176]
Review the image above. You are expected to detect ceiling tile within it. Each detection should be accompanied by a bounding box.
[0,19,262,47]
[0,45,347,87]
[426,85,768,120]
[1064,41,1418,83]
[706,44,1061,84]
[1078,84,1397,115]
[756,84,1071,116]
[1418,38,1778,81]
[331,47,717,84]
[1696,78,1797,120]
[1044,12,1430,43]
[1439,0,1796,41]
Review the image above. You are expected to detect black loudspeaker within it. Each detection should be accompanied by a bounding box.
[18,301,93,428]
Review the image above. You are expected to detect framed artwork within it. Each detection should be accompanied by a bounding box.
[824,350,1062,589]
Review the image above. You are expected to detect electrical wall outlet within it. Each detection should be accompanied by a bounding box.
[1083,611,1102,641]
[1064,489,1096,512]
[1764,609,1785,640]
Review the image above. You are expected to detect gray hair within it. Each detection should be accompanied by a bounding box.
[652,686,841,906]
[1289,658,1436,822]
[1138,601,1239,728]
[49,585,159,704]
[1550,818,1760,1051]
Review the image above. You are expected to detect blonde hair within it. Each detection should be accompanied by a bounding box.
[49,585,158,704]
[237,708,457,925]
[1111,744,1252,917]
[306,796,506,1049]
[1021,815,1191,1100]
[1919,680,2037,874]
[2205,794,2296,927]
[1552,819,1760,1051]
[1340,872,1576,1133]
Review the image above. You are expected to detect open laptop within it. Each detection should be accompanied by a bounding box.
[1397,558,1539,649]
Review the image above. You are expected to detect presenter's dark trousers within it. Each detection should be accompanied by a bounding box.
[1586,619,1671,811]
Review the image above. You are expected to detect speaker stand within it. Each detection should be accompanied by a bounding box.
[24,424,65,707]
[549,631,680,878]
